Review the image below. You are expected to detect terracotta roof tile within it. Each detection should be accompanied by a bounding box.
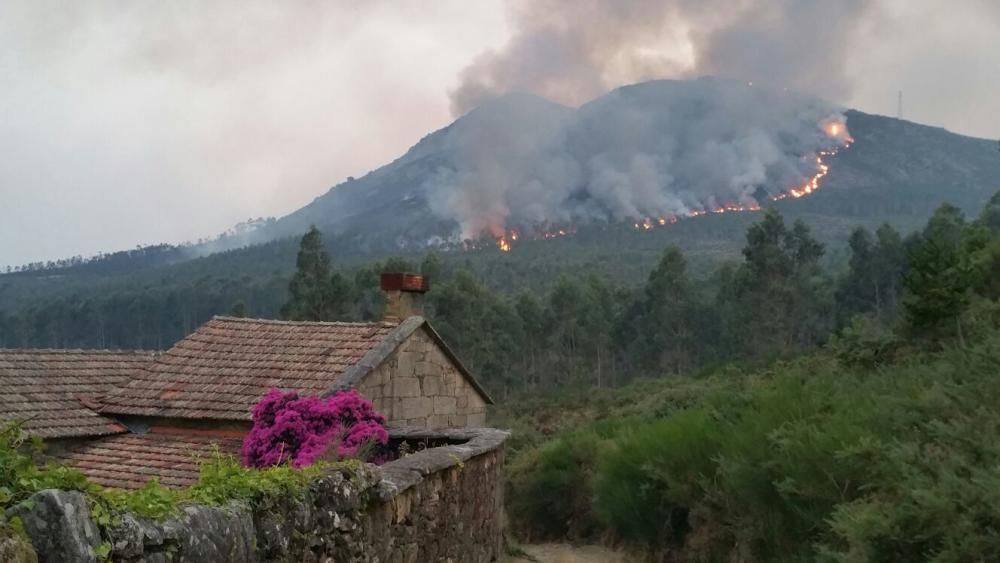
[101,317,398,420]
[0,349,158,438]
[55,433,243,490]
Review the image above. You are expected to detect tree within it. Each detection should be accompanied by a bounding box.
[872,223,906,320]
[836,223,906,325]
[977,190,1000,233]
[903,204,973,342]
[630,246,701,375]
[420,251,444,281]
[723,208,830,358]
[836,227,876,321]
[514,292,545,389]
[281,226,351,321]
[229,301,248,318]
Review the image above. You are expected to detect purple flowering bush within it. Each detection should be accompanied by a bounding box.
[240,388,389,469]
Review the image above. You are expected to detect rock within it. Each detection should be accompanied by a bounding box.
[8,490,102,563]
[3,430,507,562]
[0,518,38,563]
[109,513,143,559]
[174,502,256,563]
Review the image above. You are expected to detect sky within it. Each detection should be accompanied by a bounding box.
[1,0,998,266]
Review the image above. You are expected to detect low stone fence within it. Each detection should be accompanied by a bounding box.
[5,427,508,563]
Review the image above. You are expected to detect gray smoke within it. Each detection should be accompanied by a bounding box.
[430,78,851,239]
[451,0,879,115]
[432,0,875,238]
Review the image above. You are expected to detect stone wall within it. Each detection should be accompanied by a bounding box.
[359,328,488,428]
[6,428,508,563]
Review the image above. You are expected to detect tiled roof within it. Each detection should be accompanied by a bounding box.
[0,349,158,438]
[101,317,399,420]
[56,432,243,490]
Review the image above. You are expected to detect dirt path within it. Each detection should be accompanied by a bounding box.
[508,543,633,563]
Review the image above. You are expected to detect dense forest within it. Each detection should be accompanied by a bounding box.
[4,186,1000,561]
[3,192,998,404]
[495,190,1000,561]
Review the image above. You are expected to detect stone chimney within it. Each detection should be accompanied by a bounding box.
[380,272,428,321]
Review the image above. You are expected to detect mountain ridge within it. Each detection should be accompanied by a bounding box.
[2,79,999,307]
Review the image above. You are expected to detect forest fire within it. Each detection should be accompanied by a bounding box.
[486,119,853,252]
[495,225,576,252]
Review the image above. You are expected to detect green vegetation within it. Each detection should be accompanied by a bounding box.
[280,225,353,321]
[503,193,1000,561]
[105,454,362,520]
[508,339,1000,561]
[0,203,936,402]
[0,423,359,522]
[0,424,92,509]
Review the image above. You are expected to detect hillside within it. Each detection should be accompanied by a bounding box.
[2,79,999,348]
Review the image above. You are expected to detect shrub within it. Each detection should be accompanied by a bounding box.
[508,333,1000,561]
[506,419,629,541]
[827,315,902,368]
[240,389,388,469]
[0,421,94,510]
[594,409,721,547]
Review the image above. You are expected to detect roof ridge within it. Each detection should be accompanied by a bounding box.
[211,315,401,327]
[0,348,160,355]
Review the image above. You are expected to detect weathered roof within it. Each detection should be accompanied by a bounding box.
[100,316,400,420]
[0,349,158,438]
[56,432,243,490]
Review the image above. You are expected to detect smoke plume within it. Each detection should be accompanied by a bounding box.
[451,0,879,115]
[429,79,851,239]
[432,0,875,239]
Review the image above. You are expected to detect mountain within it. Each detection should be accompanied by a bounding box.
[2,78,999,332]
[266,92,575,251]
[245,78,1000,253]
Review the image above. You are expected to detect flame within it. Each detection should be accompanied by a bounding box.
[490,225,574,251]
[485,118,853,251]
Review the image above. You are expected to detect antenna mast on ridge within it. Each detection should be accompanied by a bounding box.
[897,91,903,119]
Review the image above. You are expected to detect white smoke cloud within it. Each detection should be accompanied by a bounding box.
[450,0,880,116]
[429,78,851,238]
[430,0,875,238]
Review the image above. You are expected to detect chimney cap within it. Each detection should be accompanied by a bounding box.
[380,272,429,293]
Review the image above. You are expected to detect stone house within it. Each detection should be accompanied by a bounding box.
[0,273,493,489]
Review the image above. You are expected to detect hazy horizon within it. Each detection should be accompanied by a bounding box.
[2,0,998,266]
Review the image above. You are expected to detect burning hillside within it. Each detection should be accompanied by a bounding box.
[464,83,853,252]
[266,78,998,262]
[491,123,853,251]
[444,80,856,252]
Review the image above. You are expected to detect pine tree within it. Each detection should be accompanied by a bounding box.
[281,226,351,321]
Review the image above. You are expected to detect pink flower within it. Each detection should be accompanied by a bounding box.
[241,389,389,469]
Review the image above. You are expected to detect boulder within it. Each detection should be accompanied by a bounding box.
[0,516,38,563]
[8,490,101,563]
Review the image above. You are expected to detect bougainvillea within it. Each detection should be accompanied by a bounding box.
[240,388,389,469]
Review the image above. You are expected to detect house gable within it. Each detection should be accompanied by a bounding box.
[353,324,489,428]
